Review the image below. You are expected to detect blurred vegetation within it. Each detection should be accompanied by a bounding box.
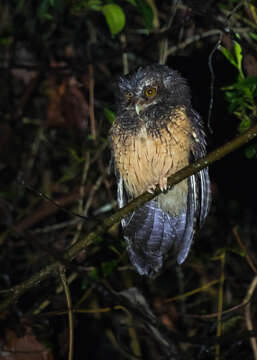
[221,36,257,157]
[0,0,257,359]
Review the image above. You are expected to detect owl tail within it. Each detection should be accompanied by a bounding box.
[123,200,186,277]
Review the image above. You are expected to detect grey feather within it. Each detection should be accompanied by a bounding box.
[123,200,179,276]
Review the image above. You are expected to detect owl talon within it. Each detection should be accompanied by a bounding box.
[159,177,168,192]
[147,185,156,194]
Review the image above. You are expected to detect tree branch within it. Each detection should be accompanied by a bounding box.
[1,123,257,312]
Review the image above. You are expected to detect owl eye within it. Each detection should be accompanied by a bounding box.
[125,92,133,101]
[145,87,157,98]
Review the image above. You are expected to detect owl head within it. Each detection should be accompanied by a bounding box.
[116,64,191,124]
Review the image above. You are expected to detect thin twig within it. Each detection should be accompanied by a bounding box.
[88,64,96,140]
[34,272,78,315]
[185,301,250,319]
[167,29,222,56]
[158,0,179,64]
[84,175,104,216]
[216,252,226,360]
[79,152,91,213]
[244,275,257,360]
[159,0,180,33]
[232,226,257,274]
[59,266,74,360]
[120,34,129,75]
[207,31,222,133]
[226,0,248,22]
[32,218,80,234]
[159,38,169,65]
[165,279,220,303]
[24,127,44,180]
[72,152,90,245]
[34,175,103,315]
[14,186,85,232]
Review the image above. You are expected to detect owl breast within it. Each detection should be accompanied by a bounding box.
[111,106,193,214]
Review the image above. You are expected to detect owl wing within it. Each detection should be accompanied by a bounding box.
[190,109,212,228]
[176,109,211,264]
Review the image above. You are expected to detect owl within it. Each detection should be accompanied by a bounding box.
[110,64,211,277]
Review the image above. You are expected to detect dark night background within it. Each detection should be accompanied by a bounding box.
[0,0,257,359]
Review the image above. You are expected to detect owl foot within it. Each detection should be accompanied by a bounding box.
[159,177,168,192]
[147,185,156,194]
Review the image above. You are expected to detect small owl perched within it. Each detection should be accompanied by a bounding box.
[110,64,211,277]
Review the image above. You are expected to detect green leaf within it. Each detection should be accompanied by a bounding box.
[234,40,244,78]
[232,76,257,91]
[135,0,153,30]
[250,32,257,42]
[102,4,126,36]
[219,46,237,68]
[104,107,115,124]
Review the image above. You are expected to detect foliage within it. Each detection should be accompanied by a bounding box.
[102,4,126,36]
[220,36,257,158]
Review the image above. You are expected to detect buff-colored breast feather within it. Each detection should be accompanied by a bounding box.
[111,107,192,202]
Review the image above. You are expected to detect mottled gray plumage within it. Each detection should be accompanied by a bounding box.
[110,64,211,277]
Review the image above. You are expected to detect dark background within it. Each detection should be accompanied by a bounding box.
[0,0,257,359]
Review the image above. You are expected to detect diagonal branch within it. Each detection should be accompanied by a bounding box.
[1,123,257,312]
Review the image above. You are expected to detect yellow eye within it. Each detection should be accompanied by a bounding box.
[125,92,132,101]
[145,87,157,98]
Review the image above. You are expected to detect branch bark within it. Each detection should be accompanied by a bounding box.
[1,123,257,312]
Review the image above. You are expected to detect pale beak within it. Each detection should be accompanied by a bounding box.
[135,102,145,115]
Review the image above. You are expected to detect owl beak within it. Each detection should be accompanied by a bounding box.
[135,102,145,115]
[135,104,140,115]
